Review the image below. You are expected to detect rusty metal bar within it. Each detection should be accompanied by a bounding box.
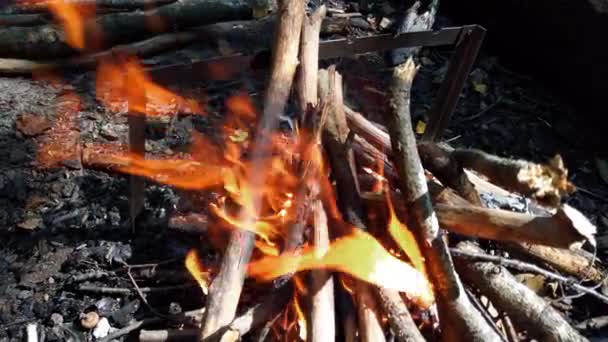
[422,25,486,142]
[127,62,147,232]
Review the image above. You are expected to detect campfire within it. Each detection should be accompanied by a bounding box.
[2,0,607,341]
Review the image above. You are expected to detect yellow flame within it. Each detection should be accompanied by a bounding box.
[185,249,210,295]
[248,229,435,308]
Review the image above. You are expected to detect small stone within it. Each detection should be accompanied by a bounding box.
[50,313,63,326]
[17,290,33,299]
[92,317,111,339]
[16,113,52,137]
[100,123,121,141]
[168,302,182,315]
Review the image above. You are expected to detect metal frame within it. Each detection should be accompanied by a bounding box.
[126,24,486,225]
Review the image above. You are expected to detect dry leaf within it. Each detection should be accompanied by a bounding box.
[473,82,488,96]
[515,273,546,294]
[415,120,426,134]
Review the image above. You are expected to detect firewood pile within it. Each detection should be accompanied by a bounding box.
[1,0,607,341]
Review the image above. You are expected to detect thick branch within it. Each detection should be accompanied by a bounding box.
[384,58,501,342]
[454,242,589,342]
[451,148,575,207]
[435,204,596,249]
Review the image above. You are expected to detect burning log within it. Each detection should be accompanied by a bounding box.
[319,66,387,342]
[309,197,337,342]
[384,58,501,341]
[319,67,428,342]
[199,0,305,338]
[453,242,589,342]
[295,6,337,342]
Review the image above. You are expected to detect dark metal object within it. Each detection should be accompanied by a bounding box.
[134,24,485,218]
[423,25,486,141]
[147,26,477,82]
[127,67,146,232]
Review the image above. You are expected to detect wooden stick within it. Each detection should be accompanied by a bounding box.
[140,329,196,342]
[344,105,480,204]
[309,197,336,342]
[297,5,326,114]
[435,204,596,249]
[199,0,305,338]
[453,242,589,342]
[319,67,387,342]
[136,286,291,342]
[451,148,575,207]
[384,58,501,342]
[346,82,605,283]
[220,284,293,340]
[319,67,425,342]
[505,243,606,283]
[295,7,335,341]
[376,288,426,342]
[451,247,608,304]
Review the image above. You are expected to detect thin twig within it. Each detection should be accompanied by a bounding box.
[127,269,170,320]
[450,248,608,304]
[78,283,194,294]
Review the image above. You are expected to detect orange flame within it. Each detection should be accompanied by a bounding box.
[248,229,435,308]
[108,153,226,190]
[226,92,257,119]
[45,0,96,50]
[185,249,210,295]
[96,58,203,116]
[386,193,427,276]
